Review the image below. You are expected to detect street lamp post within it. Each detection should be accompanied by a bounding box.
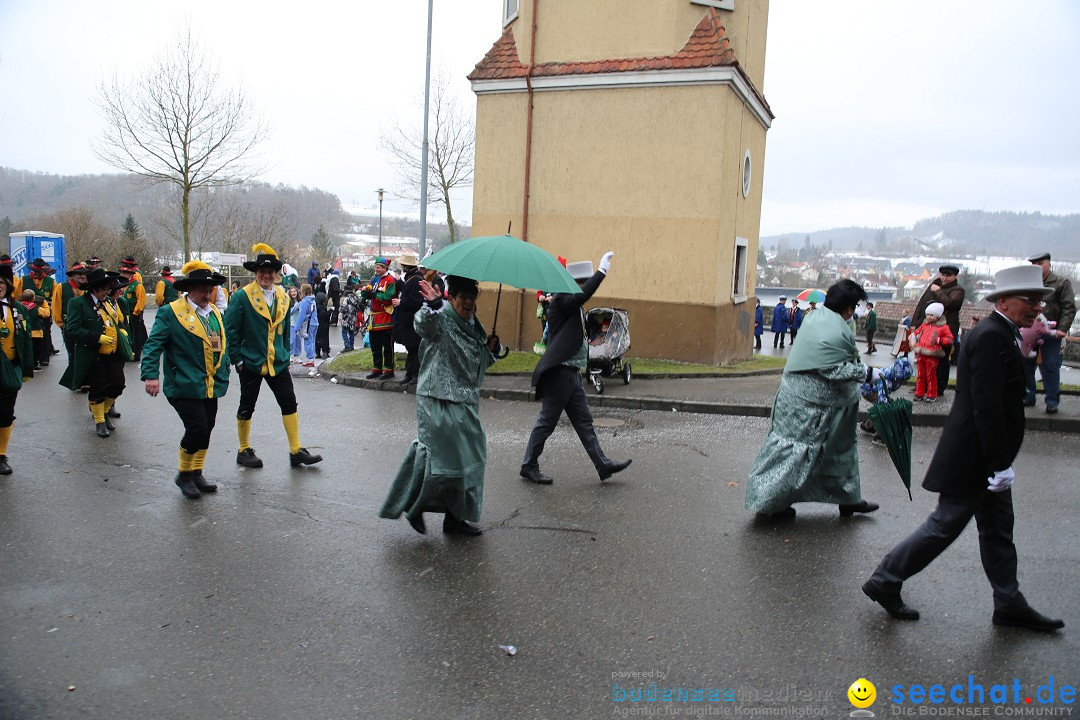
[377,188,385,258]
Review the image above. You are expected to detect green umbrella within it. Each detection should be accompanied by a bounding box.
[868,396,914,500]
[422,235,579,294]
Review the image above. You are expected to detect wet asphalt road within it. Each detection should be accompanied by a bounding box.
[1,335,1077,718]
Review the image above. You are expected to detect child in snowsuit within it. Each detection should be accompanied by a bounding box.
[912,302,954,401]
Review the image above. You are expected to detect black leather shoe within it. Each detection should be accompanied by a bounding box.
[840,500,880,517]
[175,472,201,499]
[598,459,632,480]
[443,514,483,536]
[407,514,426,535]
[397,375,416,385]
[1046,405,1059,415]
[365,371,382,380]
[108,405,121,418]
[95,422,110,438]
[104,416,115,431]
[192,473,217,493]
[236,448,263,468]
[0,455,11,475]
[862,580,920,620]
[290,447,323,466]
[992,606,1064,632]
[520,466,553,485]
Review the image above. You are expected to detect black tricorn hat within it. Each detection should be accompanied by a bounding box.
[174,261,227,292]
[30,258,50,271]
[243,243,283,272]
[85,268,118,290]
[108,271,130,291]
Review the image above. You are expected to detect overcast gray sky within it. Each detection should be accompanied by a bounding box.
[1,1,1077,237]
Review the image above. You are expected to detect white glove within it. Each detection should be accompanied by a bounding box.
[598,251,615,274]
[987,466,1015,493]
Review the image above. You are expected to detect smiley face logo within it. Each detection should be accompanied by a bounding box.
[848,678,876,708]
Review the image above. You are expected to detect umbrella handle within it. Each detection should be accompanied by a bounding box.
[492,283,503,333]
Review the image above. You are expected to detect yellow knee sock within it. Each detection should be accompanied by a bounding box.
[178,448,195,472]
[104,397,115,413]
[237,418,252,451]
[281,413,301,454]
[193,448,207,471]
[89,401,106,424]
[0,424,12,456]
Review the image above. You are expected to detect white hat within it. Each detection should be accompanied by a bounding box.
[925,302,945,317]
[984,265,1053,302]
[567,261,593,281]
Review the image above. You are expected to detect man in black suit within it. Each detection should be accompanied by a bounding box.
[863,265,1064,632]
[520,252,631,485]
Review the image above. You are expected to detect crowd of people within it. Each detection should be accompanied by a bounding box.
[0,245,1071,631]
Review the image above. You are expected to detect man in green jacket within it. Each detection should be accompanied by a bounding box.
[141,261,232,499]
[224,243,321,469]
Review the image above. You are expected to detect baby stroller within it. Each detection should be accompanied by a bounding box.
[585,307,631,394]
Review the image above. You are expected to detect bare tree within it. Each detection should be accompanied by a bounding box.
[381,74,474,245]
[94,26,267,261]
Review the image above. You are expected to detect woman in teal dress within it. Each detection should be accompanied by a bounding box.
[746,279,881,519]
[380,275,502,536]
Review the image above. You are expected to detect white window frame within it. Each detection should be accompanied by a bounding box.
[741,149,752,199]
[503,0,519,27]
[733,236,749,304]
[692,0,735,11]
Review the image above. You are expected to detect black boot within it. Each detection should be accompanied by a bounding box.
[107,403,121,418]
[175,472,201,499]
[290,447,323,466]
[0,455,11,475]
[95,422,110,438]
[191,472,218,493]
[104,415,115,431]
[407,514,426,534]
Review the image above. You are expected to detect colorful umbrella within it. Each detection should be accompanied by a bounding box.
[796,288,826,304]
[422,235,579,294]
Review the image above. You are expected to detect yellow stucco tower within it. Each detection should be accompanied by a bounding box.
[469,0,772,364]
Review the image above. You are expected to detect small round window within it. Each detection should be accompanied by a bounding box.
[741,149,752,198]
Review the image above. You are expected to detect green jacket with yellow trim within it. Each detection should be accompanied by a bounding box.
[59,294,128,390]
[141,298,230,399]
[223,282,291,377]
[2,301,36,383]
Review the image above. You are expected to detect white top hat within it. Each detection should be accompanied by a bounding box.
[566,261,593,281]
[983,265,1053,302]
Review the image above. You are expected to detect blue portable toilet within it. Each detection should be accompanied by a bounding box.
[8,231,67,283]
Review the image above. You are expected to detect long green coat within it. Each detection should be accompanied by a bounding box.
[223,282,291,377]
[59,295,126,391]
[1,301,36,388]
[140,298,230,399]
[380,302,496,524]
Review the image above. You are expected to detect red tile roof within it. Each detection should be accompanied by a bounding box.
[470,8,737,79]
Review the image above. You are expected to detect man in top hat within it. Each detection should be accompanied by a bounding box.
[1024,252,1075,414]
[520,251,632,485]
[141,261,232,499]
[912,264,965,397]
[53,262,89,369]
[59,268,128,437]
[361,257,398,380]
[155,266,180,307]
[224,243,321,468]
[391,252,423,385]
[771,295,789,349]
[119,259,147,362]
[21,259,57,363]
[788,298,804,345]
[863,265,1063,632]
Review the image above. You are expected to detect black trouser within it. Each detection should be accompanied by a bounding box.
[773,331,785,348]
[315,322,331,357]
[369,329,394,371]
[32,337,47,366]
[522,366,609,472]
[236,367,297,419]
[403,340,420,379]
[936,347,951,396]
[86,354,126,404]
[0,391,17,428]
[789,328,798,345]
[869,490,1025,611]
[130,313,147,361]
[43,318,56,358]
[754,334,762,350]
[168,397,218,453]
[866,329,877,351]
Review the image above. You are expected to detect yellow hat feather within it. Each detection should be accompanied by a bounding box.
[251,243,278,258]
[180,260,213,275]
